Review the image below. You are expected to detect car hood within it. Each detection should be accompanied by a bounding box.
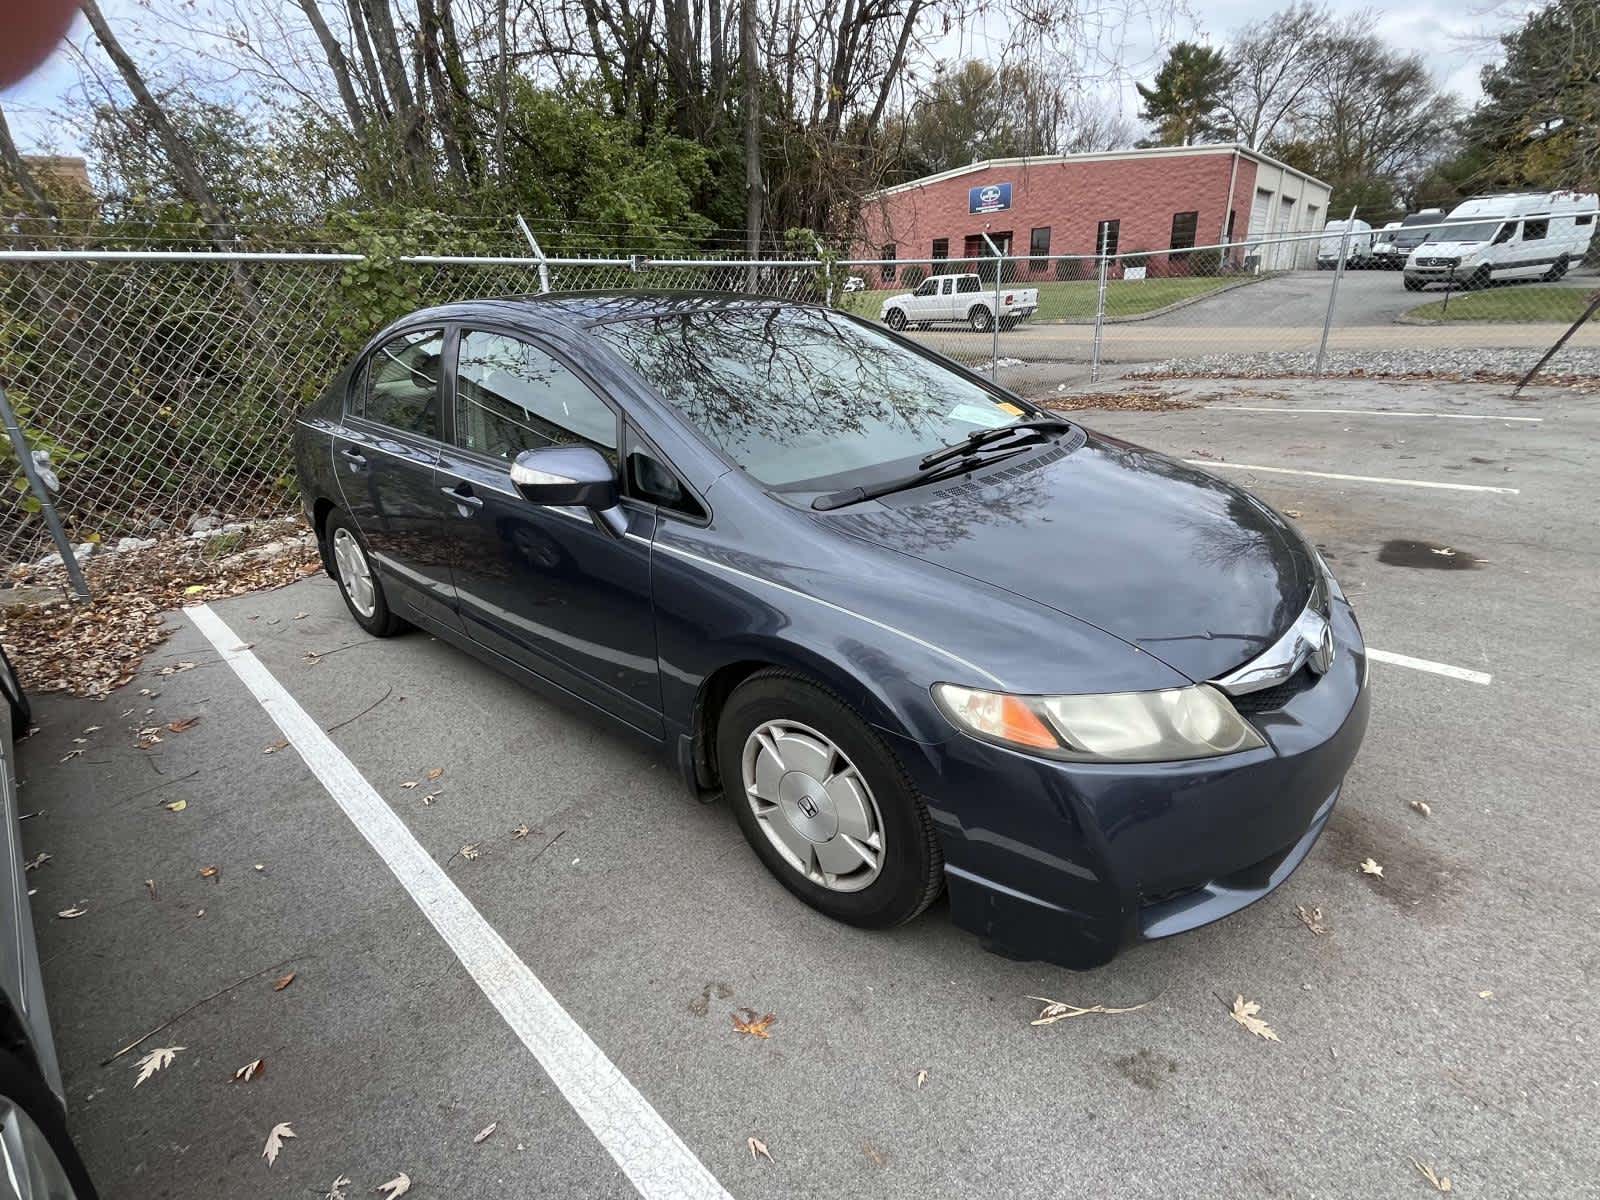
[824,430,1316,683]
[1412,240,1483,257]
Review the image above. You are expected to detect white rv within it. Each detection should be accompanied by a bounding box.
[1317,218,1374,269]
[1403,191,1598,291]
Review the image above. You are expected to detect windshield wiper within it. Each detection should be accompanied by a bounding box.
[917,416,1073,471]
[811,445,1032,512]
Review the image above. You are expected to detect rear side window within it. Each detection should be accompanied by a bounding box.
[455,330,618,463]
[1522,219,1548,240]
[957,276,981,293]
[1578,214,1594,226]
[361,328,443,437]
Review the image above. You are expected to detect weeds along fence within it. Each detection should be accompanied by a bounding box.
[2,220,1597,565]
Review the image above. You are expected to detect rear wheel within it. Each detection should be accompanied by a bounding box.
[0,643,30,733]
[968,305,993,332]
[326,510,405,637]
[1544,255,1569,282]
[884,308,907,331]
[717,671,942,929]
[0,1047,100,1198]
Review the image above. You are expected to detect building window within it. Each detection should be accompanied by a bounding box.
[931,238,948,259]
[1096,219,1120,258]
[1029,226,1051,269]
[880,244,896,282]
[1225,209,1237,243]
[1169,211,1199,254]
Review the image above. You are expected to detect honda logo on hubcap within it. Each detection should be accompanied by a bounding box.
[798,795,820,820]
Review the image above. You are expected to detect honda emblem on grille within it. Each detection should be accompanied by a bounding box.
[1307,617,1336,675]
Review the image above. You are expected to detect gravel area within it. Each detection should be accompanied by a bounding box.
[1127,345,1600,387]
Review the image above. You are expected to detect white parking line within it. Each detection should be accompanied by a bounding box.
[1184,460,1521,495]
[1206,405,1542,423]
[184,604,730,1200]
[1368,648,1492,685]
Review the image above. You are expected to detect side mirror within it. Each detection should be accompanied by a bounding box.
[509,446,627,537]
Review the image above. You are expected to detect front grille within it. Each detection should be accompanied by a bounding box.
[1416,256,1459,268]
[1230,665,1317,715]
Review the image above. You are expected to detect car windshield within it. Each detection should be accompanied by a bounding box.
[1427,220,1502,243]
[594,305,1036,488]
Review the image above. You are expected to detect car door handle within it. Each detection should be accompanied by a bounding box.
[339,446,367,466]
[441,483,484,511]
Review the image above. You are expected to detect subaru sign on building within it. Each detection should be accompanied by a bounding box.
[969,182,1012,214]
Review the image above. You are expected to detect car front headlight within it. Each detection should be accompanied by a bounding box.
[933,682,1266,762]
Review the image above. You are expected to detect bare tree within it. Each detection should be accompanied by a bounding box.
[1221,3,1338,149]
[0,102,57,219]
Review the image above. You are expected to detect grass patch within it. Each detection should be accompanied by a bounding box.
[1407,285,1594,323]
[838,274,1246,323]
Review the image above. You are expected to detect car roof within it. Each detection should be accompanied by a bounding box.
[391,291,821,335]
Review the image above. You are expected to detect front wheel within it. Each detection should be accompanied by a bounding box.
[884,308,907,331]
[968,305,993,332]
[1403,277,1425,292]
[717,671,943,929]
[1466,265,1492,290]
[1544,256,1569,282]
[326,510,406,637]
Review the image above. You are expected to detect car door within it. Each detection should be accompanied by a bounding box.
[436,325,662,735]
[936,276,958,321]
[329,326,460,629]
[905,277,937,321]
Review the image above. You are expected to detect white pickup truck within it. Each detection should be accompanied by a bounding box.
[879,272,1039,332]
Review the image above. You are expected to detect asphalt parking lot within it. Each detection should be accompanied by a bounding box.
[16,375,1600,1199]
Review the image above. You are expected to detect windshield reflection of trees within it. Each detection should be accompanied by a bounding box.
[595,302,996,467]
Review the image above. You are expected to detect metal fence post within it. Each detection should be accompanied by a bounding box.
[514,214,552,294]
[1091,253,1109,383]
[1314,204,1357,378]
[980,234,1003,383]
[0,384,89,600]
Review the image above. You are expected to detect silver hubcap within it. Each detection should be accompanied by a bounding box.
[332,527,376,618]
[742,720,885,892]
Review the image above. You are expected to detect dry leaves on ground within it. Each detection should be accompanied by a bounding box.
[261,1122,296,1167]
[1036,389,1199,413]
[56,905,87,919]
[272,972,296,992]
[264,739,289,754]
[473,1123,497,1144]
[747,1137,773,1164]
[24,852,49,871]
[233,1058,264,1083]
[1413,1159,1452,1192]
[323,1176,352,1200]
[511,824,530,839]
[425,767,444,781]
[732,1009,777,1039]
[376,1173,412,1198]
[915,1069,928,1087]
[1229,995,1281,1042]
[166,715,201,733]
[133,1045,183,1087]
[1029,996,1150,1025]
[1360,858,1385,877]
[0,519,321,698]
[1296,905,1329,935]
[164,799,187,813]
[1410,800,1432,817]
[198,865,219,879]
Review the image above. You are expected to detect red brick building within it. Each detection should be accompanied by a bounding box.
[857,144,1332,282]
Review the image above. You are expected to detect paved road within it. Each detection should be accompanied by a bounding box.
[906,269,1600,364]
[18,376,1600,1198]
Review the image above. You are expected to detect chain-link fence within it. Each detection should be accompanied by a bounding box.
[3,216,1596,567]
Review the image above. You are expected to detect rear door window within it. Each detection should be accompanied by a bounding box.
[1522,219,1548,241]
[361,328,444,437]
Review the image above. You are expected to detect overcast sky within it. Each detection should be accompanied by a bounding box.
[1,0,1522,157]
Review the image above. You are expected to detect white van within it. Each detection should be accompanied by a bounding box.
[1317,219,1374,269]
[1403,191,1598,291]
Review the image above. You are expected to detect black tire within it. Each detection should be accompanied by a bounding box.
[1544,256,1569,282]
[325,509,406,637]
[0,642,30,734]
[1467,265,1492,290]
[716,670,943,930]
[884,308,907,331]
[0,1046,100,1198]
[968,305,993,332]
[1403,276,1425,292]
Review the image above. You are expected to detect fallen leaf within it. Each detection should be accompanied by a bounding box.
[399,781,418,790]
[421,792,440,806]
[57,906,87,919]
[145,879,157,900]
[133,1045,183,1086]
[157,661,197,677]
[183,584,205,595]
[1284,508,1303,517]
[272,972,296,992]
[1413,1158,1452,1193]
[167,716,201,733]
[261,1122,295,1167]
[293,611,309,620]
[1029,996,1150,1025]
[1229,995,1281,1042]
[324,1176,352,1200]
[233,1058,264,1083]
[1478,990,1493,999]
[863,1141,888,1168]
[511,824,530,839]
[1430,547,1457,558]
[196,908,205,918]
[915,1068,928,1087]
[732,1009,777,1038]
[1295,905,1329,935]
[164,799,187,812]
[425,767,444,781]
[82,725,101,734]
[473,1123,497,1144]
[263,739,289,754]
[747,1136,773,1164]
[304,652,323,665]
[1410,800,1432,817]
[72,737,86,744]
[24,852,50,872]
[199,865,219,879]
[375,1173,412,1198]
[1360,857,1385,877]
[58,749,84,763]
[460,844,480,861]
[254,864,265,872]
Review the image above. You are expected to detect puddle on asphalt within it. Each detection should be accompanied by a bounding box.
[1378,539,1482,570]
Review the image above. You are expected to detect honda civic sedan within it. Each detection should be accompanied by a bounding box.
[293,294,1369,969]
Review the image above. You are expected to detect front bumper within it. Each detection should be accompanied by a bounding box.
[893,599,1369,969]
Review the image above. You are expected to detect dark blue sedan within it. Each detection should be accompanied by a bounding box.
[293,294,1369,968]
